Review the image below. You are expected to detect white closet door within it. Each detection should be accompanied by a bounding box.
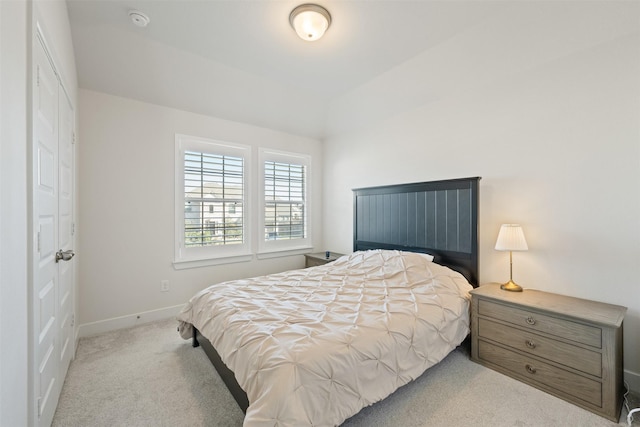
[32,34,75,427]
[32,37,60,427]
[57,89,74,383]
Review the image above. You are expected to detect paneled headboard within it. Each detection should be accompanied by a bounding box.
[353,177,480,286]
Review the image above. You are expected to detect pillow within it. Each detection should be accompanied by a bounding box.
[420,252,435,262]
[398,250,434,262]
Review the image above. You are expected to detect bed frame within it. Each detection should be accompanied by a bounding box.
[192,176,481,413]
[353,176,480,286]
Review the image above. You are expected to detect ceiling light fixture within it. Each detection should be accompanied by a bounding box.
[289,4,331,41]
[128,10,150,28]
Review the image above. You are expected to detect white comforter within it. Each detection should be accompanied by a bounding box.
[177,249,473,426]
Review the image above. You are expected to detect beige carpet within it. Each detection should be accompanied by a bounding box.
[53,319,639,427]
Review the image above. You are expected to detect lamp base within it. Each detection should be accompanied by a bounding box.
[500,280,523,292]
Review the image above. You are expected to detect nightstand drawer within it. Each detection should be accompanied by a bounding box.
[305,257,330,268]
[478,340,602,407]
[478,318,601,377]
[478,299,601,348]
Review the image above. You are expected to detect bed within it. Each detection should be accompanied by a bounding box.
[177,176,480,426]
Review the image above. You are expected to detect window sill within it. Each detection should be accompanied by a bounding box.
[256,246,313,260]
[173,253,253,270]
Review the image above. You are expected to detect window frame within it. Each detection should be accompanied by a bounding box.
[258,148,312,256]
[174,134,252,269]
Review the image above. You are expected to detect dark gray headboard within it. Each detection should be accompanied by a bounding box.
[353,177,480,286]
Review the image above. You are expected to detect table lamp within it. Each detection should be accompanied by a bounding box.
[495,224,528,292]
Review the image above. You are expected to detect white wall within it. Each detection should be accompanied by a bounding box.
[1,2,29,425]
[323,2,640,389]
[77,90,323,331]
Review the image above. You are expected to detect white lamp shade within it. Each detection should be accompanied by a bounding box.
[290,4,331,41]
[495,224,528,251]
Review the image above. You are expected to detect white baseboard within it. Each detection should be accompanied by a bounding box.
[77,304,184,338]
[626,369,640,395]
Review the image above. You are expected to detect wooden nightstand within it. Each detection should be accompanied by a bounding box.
[304,252,344,268]
[470,283,626,421]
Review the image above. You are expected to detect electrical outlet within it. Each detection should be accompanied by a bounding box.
[160,280,169,292]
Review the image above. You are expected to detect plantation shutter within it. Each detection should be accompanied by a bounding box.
[184,151,244,247]
[264,161,306,241]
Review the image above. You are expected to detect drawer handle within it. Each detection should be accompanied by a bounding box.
[525,364,537,374]
[525,340,536,349]
[525,316,536,325]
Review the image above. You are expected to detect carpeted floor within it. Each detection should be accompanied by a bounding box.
[53,319,639,427]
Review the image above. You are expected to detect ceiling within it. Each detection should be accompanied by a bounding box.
[67,1,509,139]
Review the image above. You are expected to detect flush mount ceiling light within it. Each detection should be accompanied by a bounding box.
[128,10,150,28]
[289,4,331,41]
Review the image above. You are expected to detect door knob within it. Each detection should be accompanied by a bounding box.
[55,249,75,263]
